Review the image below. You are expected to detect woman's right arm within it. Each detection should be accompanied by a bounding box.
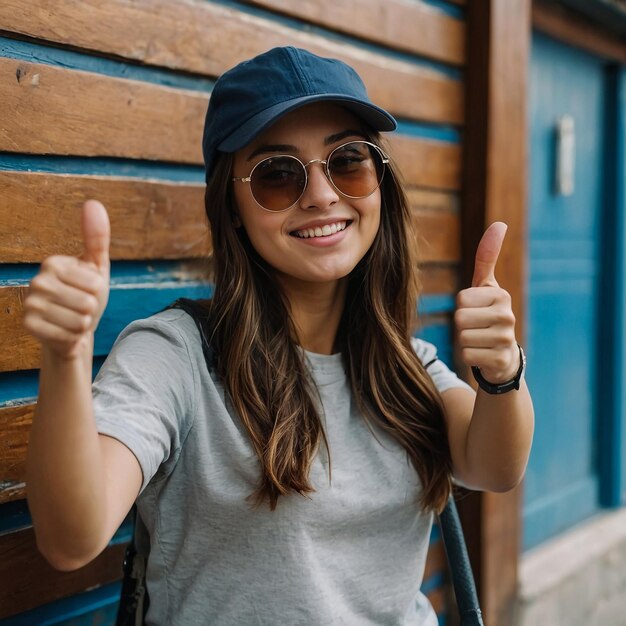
[23,200,142,571]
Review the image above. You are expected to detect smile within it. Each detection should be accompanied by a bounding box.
[292,221,350,239]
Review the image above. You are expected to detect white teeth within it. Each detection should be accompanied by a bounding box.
[295,221,347,239]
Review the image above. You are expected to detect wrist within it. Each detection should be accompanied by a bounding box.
[41,333,94,366]
[476,344,521,384]
[472,344,526,395]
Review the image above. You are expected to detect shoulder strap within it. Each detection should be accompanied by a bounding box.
[117,508,149,626]
[438,497,484,625]
[162,297,216,369]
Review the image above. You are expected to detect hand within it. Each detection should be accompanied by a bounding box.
[23,200,111,360]
[454,222,519,384]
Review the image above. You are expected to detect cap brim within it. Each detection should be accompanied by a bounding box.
[218,94,397,153]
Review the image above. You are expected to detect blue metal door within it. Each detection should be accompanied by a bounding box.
[524,32,607,549]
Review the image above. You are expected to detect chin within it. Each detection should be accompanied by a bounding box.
[277,264,354,285]
[302,265,355,283]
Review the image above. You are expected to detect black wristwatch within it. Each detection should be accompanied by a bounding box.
[471,344,526,395]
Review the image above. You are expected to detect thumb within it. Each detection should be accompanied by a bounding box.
[80,199,110,271]
[471,222,507,287]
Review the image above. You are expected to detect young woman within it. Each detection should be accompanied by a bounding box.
[23,47,534,625]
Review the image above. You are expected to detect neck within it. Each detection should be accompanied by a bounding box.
[278,277,348,355]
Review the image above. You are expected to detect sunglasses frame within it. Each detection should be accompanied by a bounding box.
[231,140,390,212]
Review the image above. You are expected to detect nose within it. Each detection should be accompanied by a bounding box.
[298,160,340,211]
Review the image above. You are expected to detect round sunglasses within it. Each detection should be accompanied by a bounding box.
[232,140,389,212]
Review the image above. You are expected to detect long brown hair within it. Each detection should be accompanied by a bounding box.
[203,133,452,512]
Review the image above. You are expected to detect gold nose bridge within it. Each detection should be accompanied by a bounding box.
[301,158,332,189]
[303,158,327,169]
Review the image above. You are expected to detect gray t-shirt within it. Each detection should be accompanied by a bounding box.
[93,308,472,625]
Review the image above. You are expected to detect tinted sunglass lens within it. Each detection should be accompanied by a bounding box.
[328,142,384,198]
[250,156,305,211]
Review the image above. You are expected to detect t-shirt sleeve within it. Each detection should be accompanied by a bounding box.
[411,336,473,394]
[92,309,197,493]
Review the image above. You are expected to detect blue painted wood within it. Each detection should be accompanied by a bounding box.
[420,0,464,20]
[598,64,626,507]
[0,286,453,405]
[0,377,38,406]
[0,501,131,543]
[395,120,461,143]
[416,322,454,368]
[418,294,456,315]
[0,36,213,92]
[524,32,606,548]
[421,570,446,595]
[0,154,205,181]
[0,260,210,284]
[0,500,30,536]
[619,68,626,506]
[522,476,598,549]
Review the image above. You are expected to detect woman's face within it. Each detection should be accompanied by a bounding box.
[231,103,382,287]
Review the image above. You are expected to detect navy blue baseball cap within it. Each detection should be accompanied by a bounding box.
[202,46,397,179]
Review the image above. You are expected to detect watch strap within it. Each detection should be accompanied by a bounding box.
[471,344,526,395]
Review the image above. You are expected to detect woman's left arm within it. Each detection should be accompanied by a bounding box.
[441,222,534,492]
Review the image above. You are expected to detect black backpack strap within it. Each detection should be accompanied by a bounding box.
[116,508,149,626]
[438,497,484,625]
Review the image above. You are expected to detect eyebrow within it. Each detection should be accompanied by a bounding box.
[324,129,367,146]
[246,129,367,161]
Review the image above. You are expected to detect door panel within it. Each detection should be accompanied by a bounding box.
[524,32,605,549]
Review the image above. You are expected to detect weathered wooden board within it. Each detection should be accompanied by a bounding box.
[0,172,209,262]
[0,171,459,262]
[0,281,207,375]
[1,56,461,171]
[419,265,458,296]
[244,0,466,65]
[423,538,447,581]
[0,403,31,504]
[427,586,446,615]
[0,58,207,163]
[0,525,126,618]
[406,188,459,214]
[0,1,463,124]
[388,135,462,192]
[413,209,460,264]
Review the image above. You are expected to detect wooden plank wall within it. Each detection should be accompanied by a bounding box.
[0,0,467,622]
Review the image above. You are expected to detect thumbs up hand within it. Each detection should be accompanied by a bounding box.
[454,222,520,384]
[23,200,111,360]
